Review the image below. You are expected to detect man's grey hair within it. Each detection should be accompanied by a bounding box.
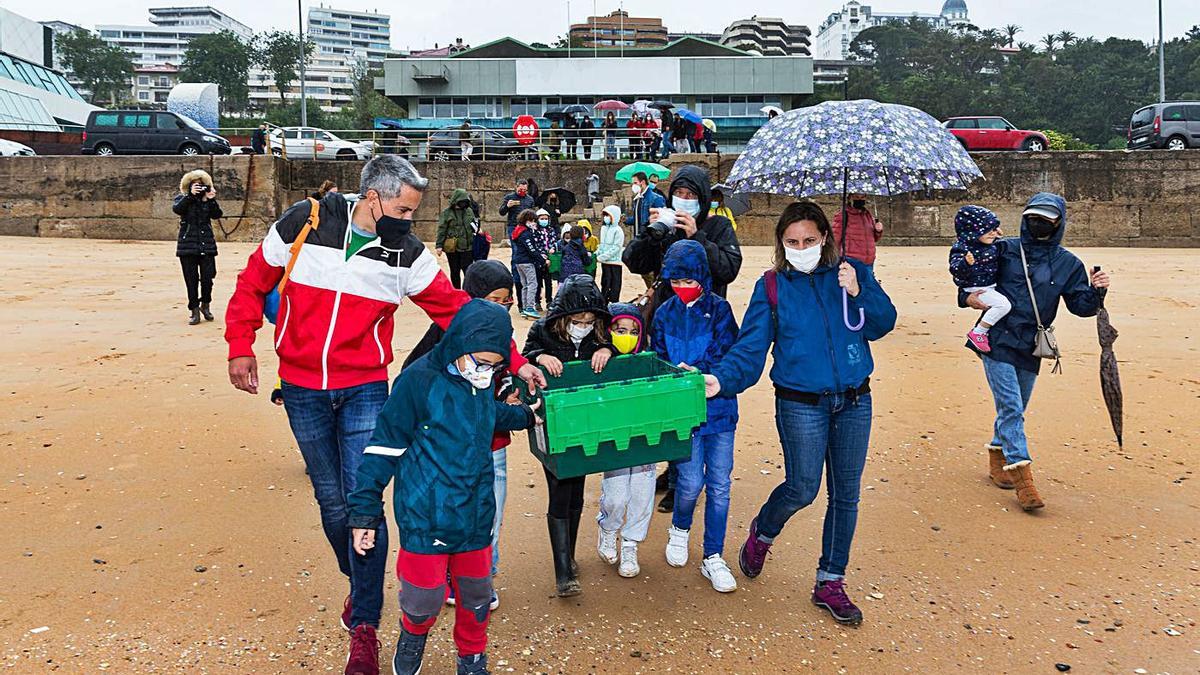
[359,155,429,199]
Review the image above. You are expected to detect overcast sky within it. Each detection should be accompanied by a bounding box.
[12,0,1195,51]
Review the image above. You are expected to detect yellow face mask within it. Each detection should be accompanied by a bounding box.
[611,333,639,355]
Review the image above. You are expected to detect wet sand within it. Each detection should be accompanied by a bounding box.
[1,237,1196,673]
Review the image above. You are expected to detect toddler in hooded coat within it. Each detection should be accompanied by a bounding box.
[949,205,1012,353]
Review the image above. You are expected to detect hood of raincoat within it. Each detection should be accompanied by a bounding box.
[545,274,611,323]
[429,299,513,369]
[448,187,472,209]
[179,169,213,194]
[667,165,713,224]
[954,205,1001,243]
[602,204,622,224]
[661,239,712,293]
[462,260,513,300]
[1020,192,1067,247]
[608,302,645,352]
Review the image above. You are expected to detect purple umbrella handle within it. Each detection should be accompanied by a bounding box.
[843,288,865,331]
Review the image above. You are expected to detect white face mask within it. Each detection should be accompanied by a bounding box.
[457,357,495,390]
[672,196,701,217]
[567,323,593,341]
[785,243,824,274]
[603,215,612,225]
[631,183,642,196]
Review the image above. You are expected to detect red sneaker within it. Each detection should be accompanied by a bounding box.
[966,330,992,353]
[345,624,380,675]
[340,594,352,631]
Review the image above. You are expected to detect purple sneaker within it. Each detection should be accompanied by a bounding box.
[811,579,863,625]
[738,519,772,578]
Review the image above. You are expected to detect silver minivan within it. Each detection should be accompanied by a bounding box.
[1128,102,1200,150]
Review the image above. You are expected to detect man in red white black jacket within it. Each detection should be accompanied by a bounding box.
[224,156,545,675]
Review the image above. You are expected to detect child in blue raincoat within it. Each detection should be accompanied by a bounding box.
[651,239,740,594]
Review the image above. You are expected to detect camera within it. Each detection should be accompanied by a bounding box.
[194,183,210,193]
[647,208,675,239]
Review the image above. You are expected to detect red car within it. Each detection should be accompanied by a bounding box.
[943,116,1048,152]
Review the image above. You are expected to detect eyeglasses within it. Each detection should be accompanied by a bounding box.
[467,354,502,374]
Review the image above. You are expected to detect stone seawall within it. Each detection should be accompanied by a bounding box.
[1,151,1197,247]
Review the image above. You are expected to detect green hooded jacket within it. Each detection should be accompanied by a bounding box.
[437,188,476,252]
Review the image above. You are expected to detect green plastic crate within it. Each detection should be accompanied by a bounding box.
[525,352,707,479]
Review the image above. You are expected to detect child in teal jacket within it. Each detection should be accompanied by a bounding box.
[348,299,538,675]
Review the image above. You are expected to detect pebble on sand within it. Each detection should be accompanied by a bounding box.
[194,565,208,573]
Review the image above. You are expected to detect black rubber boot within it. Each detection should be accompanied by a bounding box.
[188,308,201,325]
[547,516,581,597]
[200,302,214,321]
[567,507,583,577]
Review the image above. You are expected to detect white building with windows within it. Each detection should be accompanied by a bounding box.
[131,63,179,106]
[97,6,252,67]
[307,5,394,70]
[720,16,811,56]
[248,55,356,113]
[813,0,970,60]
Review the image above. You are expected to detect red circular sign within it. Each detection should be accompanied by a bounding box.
[513,115,539,146]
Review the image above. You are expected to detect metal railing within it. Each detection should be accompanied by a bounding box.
[213,125,732,161]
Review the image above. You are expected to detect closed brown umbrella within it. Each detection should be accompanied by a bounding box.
[1094,266,1123,448]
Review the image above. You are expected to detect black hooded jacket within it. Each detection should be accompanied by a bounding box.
[402,260,514,370]
[523,274,613,364]
[622,165,742,307]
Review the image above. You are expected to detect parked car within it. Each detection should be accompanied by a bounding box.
[1128,101,1200,150]
[944,116,1048,152]
[427,125,536,161]
[268,127,373,160]
[81,110,231,156]
[0,138,35,156]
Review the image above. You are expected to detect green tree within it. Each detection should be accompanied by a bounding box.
[258,31,315,102]
[1056,31,1077,48]
[1040,34,1059,53]
[342,64,406,129]
[181,30,254,113]
[1003,24,1022,48]
[56,29,135,104]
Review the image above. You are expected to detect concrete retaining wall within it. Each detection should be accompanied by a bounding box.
[1,150,1197,247]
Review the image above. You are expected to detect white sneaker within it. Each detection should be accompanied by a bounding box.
[700,554,738,593]
[597,528,619,565]
[665,526,690,567]
[618,542,640,578]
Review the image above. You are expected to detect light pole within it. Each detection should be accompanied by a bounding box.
[298,0,308,126]
[1158,0,1166,102]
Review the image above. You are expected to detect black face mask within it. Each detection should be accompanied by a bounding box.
[456,201,469,210]
[370,200,412,248]
[1027,217,1059,240]
[851,199,866,210]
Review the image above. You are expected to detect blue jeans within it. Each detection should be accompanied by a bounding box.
[672,431,735,557]
[491,447,507,576]
[281,380,390,628]
[758,393,872,580]
[980,355,1037,465]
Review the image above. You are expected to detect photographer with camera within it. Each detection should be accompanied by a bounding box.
[622,165,743,310]
[174,169,223,325]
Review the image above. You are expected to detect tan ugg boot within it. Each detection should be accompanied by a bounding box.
[987,446,1015,489]
[1005,462,1045,511]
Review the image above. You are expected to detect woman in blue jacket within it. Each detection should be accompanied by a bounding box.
[705,201,897,626]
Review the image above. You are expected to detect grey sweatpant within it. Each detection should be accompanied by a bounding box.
[597,463,656,543]
[516,263,538,312]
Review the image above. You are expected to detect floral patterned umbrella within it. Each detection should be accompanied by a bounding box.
[727,99,982,197]
[727,99,984,329]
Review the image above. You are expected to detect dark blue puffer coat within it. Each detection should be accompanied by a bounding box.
[949,205,1002,289]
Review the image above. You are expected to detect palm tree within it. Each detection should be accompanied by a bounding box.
[1003,24,1022,48]
[1017,41,1036,52]
[1056,30,1077,48]
[1040,34,1059,53]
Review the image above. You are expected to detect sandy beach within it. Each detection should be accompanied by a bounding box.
[1,236,1196,674]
